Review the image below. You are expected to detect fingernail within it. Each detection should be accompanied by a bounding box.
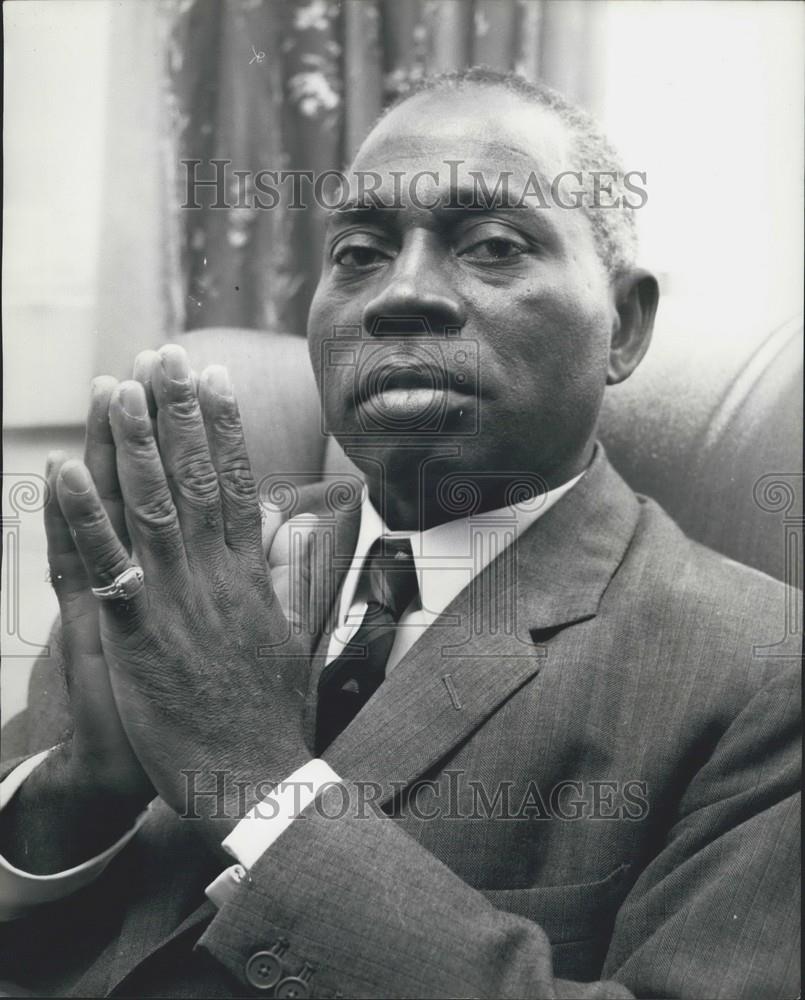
[60,461,91,495]
[45,451,66,479]
[91,375,117,394]
[205,365,233,398]
[119,381,148,418]
[160,345,190,382]
[132,350,158,379]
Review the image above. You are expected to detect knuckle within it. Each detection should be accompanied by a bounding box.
[75,505,109,532]
[165,395,201,423]
[211,403,241,432]
[174,454,220,502]
[94,537,129,580]
[219,458,256,500]
[121,424,155,449]
[132,491,177,530]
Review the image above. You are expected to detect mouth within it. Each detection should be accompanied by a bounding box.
[356,359,474,403]
[370,362,437,394]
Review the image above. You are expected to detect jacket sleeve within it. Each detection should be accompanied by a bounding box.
[1,619,72,768]
[196,665,800,999]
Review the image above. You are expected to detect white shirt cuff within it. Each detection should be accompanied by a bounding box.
[205,758,341,909]
[0,748,148,921]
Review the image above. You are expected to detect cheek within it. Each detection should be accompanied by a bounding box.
[482,281,611,392]
[306,330,323,391]
[307,274,369,377]
[306,283,337,389]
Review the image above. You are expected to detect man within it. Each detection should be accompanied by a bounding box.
[0,69,799,998]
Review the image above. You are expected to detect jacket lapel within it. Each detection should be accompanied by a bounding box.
[321,450,640,805]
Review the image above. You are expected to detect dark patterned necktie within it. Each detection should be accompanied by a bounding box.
[315,536,418,754]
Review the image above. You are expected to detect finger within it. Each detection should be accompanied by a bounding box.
[132,350,160,441]
[47,456,144,766]
[45,454,105,718]
[45,451,92,604]
[198,365,262,560]
[149,345,225,555]
[106,380,188,580]
[55,460,147,624]
[83,376,130,550]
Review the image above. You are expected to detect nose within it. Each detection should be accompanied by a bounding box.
[362,233,466,337]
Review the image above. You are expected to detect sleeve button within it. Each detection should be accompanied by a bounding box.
[275,962,315,998]
[244,940,288,991]
[275,979,311,999]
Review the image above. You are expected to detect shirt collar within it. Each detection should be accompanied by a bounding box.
[338,470,585,625]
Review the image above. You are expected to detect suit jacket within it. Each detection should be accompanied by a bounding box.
[0,448,800,998]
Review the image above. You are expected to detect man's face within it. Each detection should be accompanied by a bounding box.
[307,86,618,514]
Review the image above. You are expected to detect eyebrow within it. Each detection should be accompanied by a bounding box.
[327,183,541,223]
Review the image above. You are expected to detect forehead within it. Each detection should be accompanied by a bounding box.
[350,86,573,185]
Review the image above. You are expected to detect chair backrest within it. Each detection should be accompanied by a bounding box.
[598,315,802,584]
[177,327,326,486]
[180,316,803,586]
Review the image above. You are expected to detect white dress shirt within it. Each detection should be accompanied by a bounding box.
[325,475,582,670]
[0,471,583,918]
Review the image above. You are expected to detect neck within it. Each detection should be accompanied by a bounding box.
[356,441,595,532]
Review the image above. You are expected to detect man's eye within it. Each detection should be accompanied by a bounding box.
[333,245,389,268]
[461,238,528,261]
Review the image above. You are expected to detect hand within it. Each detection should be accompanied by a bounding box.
[45,374,154,809]
[53,345,311,833]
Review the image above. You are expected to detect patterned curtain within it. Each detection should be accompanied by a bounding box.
[101,0,605,357]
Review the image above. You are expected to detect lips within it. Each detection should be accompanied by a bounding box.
[355,355,474,404]
[371,360,435,393]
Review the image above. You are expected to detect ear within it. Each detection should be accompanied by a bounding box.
[606,269,659,385]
